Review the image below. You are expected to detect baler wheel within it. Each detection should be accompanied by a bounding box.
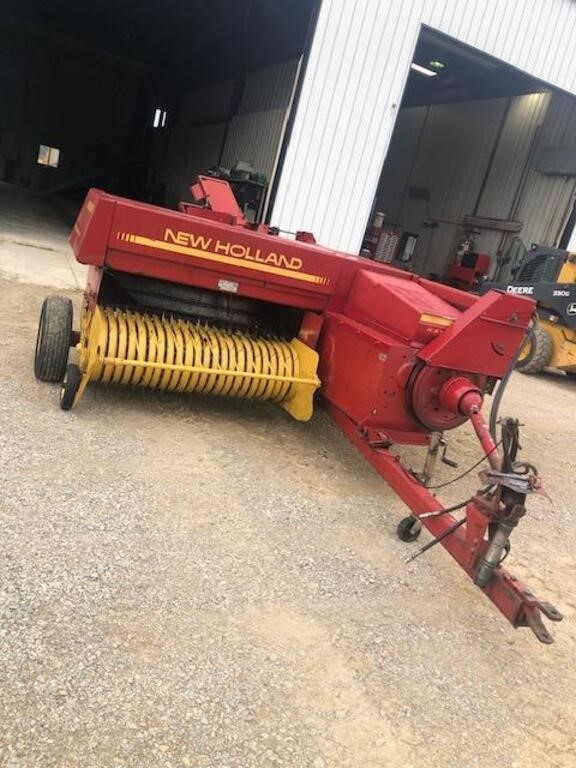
[397,516,422,542]
[34,295,73,382]
[60,364,81,411]
[516,327,552,375]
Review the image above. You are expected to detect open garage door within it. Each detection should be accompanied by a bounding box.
[363,28,576,288]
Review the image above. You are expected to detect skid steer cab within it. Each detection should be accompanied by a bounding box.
[34,176,562,644]
[483,245,576,377]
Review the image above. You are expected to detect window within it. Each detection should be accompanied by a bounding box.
[37,145,60,168]
[153,108,168,129]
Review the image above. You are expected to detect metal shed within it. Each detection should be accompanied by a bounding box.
[271,0,576,266]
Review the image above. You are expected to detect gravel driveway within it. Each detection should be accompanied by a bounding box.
[1,278,575,768]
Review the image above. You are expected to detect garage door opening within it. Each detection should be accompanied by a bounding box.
[362,27,576,288]
[0,0,318,222]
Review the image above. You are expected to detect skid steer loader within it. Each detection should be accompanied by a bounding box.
[484,246,576,377]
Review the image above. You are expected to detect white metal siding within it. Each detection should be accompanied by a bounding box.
[272,0,576,252]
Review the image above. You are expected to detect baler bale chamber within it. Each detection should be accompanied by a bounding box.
[34,176,562,643]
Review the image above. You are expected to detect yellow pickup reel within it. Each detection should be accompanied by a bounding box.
[60,306,320,421]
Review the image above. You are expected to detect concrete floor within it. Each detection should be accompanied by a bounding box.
[0,183,87,290]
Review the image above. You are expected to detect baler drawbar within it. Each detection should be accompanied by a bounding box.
[34,176,562,643]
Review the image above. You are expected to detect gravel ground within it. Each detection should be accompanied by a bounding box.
[0,278,575,768]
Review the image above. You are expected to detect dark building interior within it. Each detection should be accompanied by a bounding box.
[0,0,317,204]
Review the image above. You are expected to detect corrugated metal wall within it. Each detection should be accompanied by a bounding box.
[151,80,233,207]
[152,60,298,206]
[474,93,551,259]
[159,122,228,207]
[374,91,576,275]
[514,93,576,249]
[220,60,299,181]
[272,0,576,252]
[374,99,509,275]
[476,95,550,219]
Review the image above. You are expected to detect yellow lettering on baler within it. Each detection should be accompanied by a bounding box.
[164,228,212,250]
[162,229,303,272]
[267,252,303,270]
[164,228,189,246]
[190,234,213,250]
[124,230,329,286]
[230,243,246,258]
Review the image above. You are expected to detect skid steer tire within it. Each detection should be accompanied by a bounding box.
[34,295,73,382]
[516,327,553,375]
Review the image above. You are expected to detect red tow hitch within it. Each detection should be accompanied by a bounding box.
[330,375,563,644]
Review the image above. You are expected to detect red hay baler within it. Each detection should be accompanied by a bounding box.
[34,177,562,643]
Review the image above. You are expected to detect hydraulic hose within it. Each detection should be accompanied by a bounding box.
[489,314,537,440]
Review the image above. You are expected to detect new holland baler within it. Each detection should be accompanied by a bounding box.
[34,177,562,643]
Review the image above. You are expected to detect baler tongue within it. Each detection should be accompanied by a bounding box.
[402,411,562,643]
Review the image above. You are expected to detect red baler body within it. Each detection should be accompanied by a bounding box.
[71,184,530,442]
[66,177,561,643]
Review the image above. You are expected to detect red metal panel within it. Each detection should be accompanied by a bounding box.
[298,311,324,348]
[189,176,246,224]
[417,290,534,377]
[344,270,458,341]
[104,250,328,312]
[74,194,345,306]
[318,312,423,435]
[69,189,116,266]
[420,277,477,309]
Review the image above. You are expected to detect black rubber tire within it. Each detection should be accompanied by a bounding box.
[34,296,73,382]
[565,371,576,380]
[59,364,81,411]
[516,327,553,375]
[396,516,422,543]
